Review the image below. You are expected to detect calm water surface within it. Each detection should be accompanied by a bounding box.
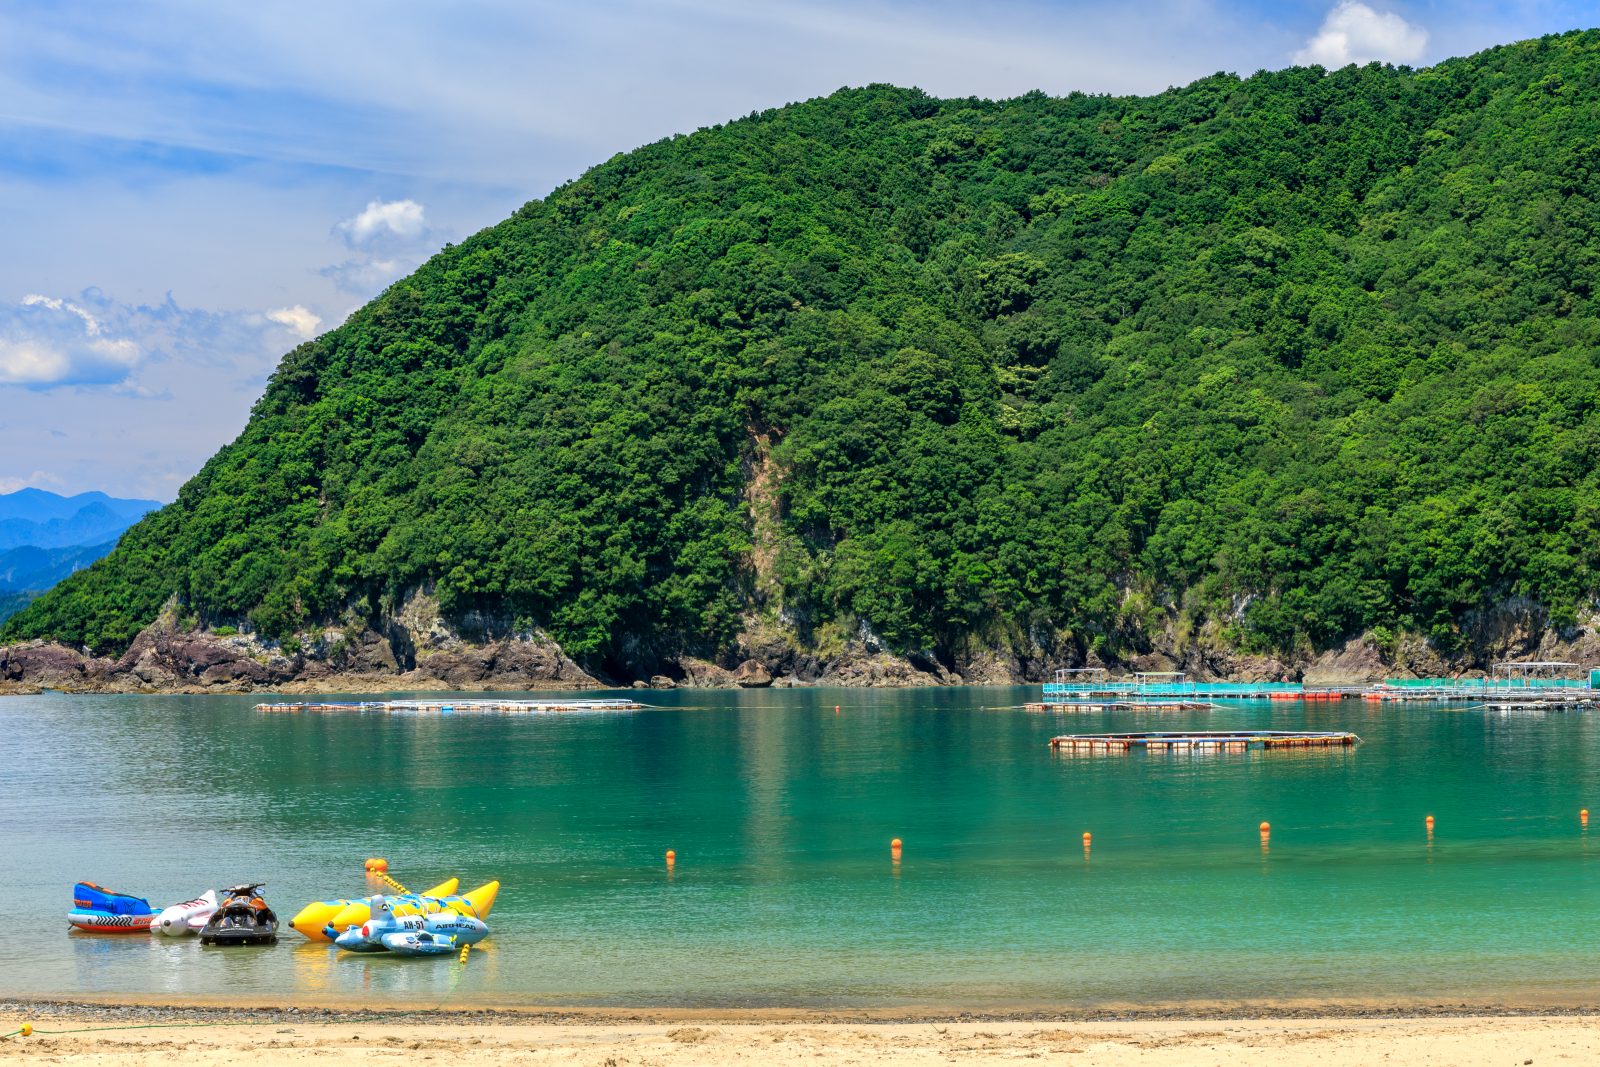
[4,687,1599,1007]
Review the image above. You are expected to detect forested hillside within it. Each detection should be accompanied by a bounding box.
[8,30,1600,679]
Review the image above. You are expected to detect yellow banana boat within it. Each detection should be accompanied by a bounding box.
[322,879,498,937]
[288,878,460,941]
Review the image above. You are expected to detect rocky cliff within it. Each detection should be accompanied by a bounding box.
[4,593,1592,695]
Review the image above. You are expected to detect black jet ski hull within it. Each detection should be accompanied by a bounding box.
[200,925,277,946]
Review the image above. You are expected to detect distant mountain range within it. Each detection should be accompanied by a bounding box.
[0,489,160,551]
[0,490,159,623]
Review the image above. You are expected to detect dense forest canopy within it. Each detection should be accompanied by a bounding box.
[9,29,1600,674]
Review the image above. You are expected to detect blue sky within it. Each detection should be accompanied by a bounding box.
[1,0,1593,499]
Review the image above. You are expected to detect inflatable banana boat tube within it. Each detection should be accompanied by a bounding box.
[155,890,218,936]
[288,878,459,941]
[332,895,488,955]
[321,880,497,939]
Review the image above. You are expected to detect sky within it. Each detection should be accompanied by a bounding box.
[1,0,1593,500]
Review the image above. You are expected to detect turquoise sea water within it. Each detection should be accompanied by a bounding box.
[4,687,1600,1008]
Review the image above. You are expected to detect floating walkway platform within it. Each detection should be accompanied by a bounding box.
[1049,730,1361,752]
[254,698,647,714]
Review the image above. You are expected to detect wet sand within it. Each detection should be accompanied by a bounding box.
[4,1001,1599,1065]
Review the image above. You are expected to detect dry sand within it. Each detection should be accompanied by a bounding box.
[4,1006,1598,1065]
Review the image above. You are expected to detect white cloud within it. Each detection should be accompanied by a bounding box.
[264,304,322,339]
[21,293,106,334]
[324,198,439,297]
[1294,2,1429,67]
[0,293,141,387]
[0,340,72,386]
[336,198,427,245]
[0,288,327,391]
[321,256,412,297]
[0,470,64,494]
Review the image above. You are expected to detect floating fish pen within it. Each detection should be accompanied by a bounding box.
[1041,668,1133,700]
[254,698,647,714]
[1049,730,1361,752]
[1038,669,1360,705]
[1024,700,1209,710]
[1042,663,1600,705]
[1367,663,1599,704]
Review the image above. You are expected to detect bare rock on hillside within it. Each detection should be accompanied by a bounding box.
[412,631,595,687]
[0,640,96,688]
[112,623,286,690]
[817,650,956,687]
[676,656,737,688]
[954,646,1027,685]
[1302,636,1388,686]
[733,659,773,688]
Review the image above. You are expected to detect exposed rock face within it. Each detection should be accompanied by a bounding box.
[0,640,105,689]
[5,594,1598,695]
[1303,638,1389,686]
[732,659,773,688]
[676,657,737,688]
[410,633,591,687]
[0,589,597,695]
[815,650,957,687]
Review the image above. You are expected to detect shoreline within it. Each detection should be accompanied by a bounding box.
[9,993,1600,1024]
[6,1003,1600,1066]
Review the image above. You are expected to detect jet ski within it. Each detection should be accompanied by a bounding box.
[198,883,278,946]
[68,882,157,933]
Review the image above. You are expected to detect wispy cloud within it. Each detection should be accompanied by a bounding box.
[323,197,439,296]
[1293,1,1429,67]
[263,304,322,340]
[0,288,327,390]
[0,293,140,387]
[0,470,64,494]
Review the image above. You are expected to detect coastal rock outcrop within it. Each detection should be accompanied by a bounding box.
[675,657,738,688]
[5,595,1599,696]
[815,650,957,687]
[732,659,773,687]
[0,639,105,690]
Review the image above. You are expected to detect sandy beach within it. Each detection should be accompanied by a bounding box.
[5,1003,1600,1065]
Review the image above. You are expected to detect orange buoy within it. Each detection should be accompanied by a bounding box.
[1425,815,1435,827]
[890,837,902,851]
[1258,822,1270,834]
[1583,809,1590,825]
[364,857,388,873]
[665,850,676,868]
[1082,831,1091,844]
